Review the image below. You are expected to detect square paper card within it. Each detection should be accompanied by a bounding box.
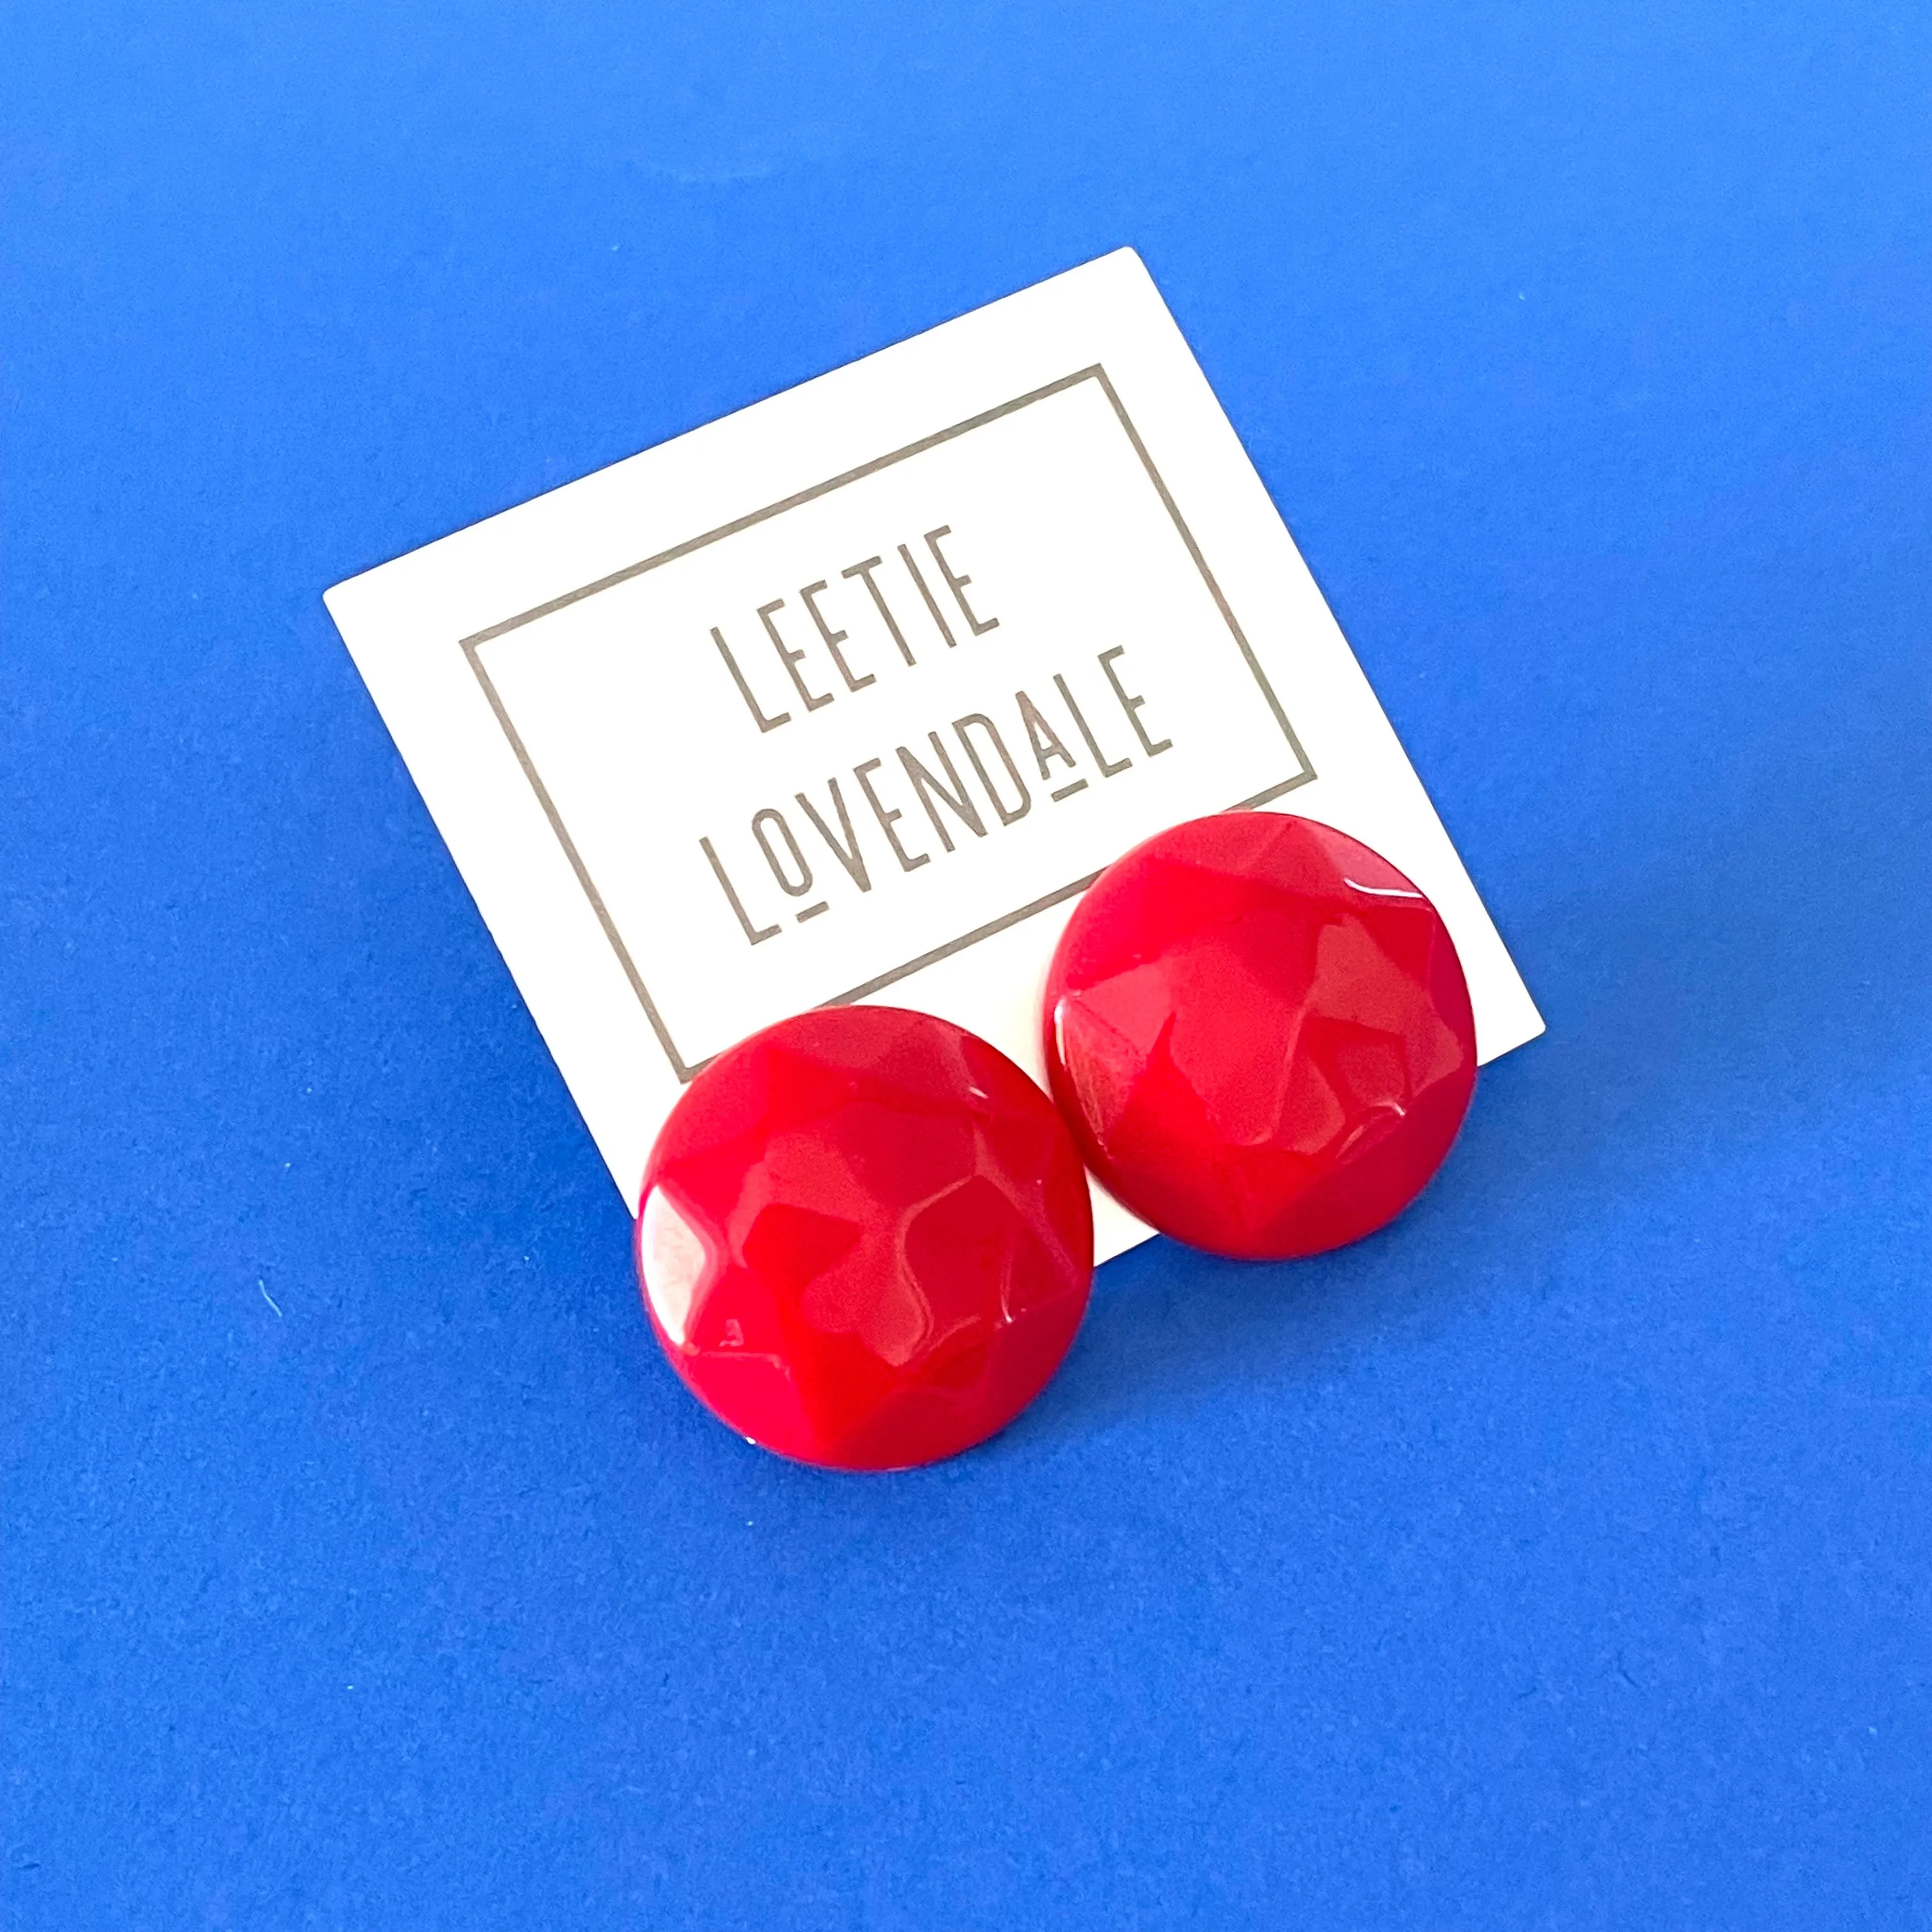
[326,249,1542,1261]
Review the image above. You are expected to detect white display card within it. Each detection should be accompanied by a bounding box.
[325,249,1543,1261]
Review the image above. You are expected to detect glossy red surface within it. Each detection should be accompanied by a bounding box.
[636,1006,1094,1470]
[1043,813,1478,1261]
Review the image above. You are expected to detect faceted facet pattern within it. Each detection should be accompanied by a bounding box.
[636,1006,1094,1470]
[1043,813,1478,1261]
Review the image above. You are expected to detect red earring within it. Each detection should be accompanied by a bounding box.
[636,1005,1094,1470]
[1041,813,1478,1261]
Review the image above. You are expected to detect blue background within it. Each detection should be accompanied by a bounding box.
[5,2,1929,1924]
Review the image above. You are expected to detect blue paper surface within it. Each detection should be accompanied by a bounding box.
[3,3,1929,1925]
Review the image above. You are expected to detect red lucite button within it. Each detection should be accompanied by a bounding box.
[1043,813,1478,1261]
[636,1006,1094,1470]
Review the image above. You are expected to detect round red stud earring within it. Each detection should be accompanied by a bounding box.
[1042,813,1478,1261]
[636,1004,1094,1470]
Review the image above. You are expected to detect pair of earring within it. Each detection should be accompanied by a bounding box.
[635,811,1479,1471]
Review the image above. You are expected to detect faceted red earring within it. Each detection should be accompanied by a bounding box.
[636,1005,1094,1470]
[1042,813,1478,1261]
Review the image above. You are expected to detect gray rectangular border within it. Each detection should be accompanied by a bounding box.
[461,365,1315,1082]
